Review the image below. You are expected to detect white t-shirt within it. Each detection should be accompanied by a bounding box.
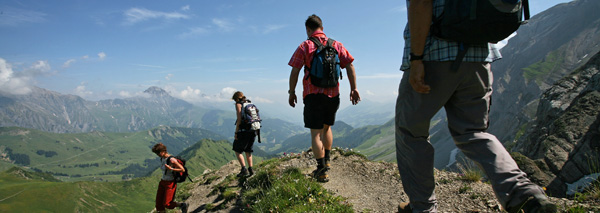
[160,157,178,181]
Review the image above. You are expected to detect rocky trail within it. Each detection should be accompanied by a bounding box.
[182,149,599,212]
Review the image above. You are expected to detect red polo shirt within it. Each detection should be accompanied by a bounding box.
[288,30,354,99]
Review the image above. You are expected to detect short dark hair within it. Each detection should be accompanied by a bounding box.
[152,143,167,155]
[305,14,322,30]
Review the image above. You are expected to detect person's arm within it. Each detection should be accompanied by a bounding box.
[345,63,360,105]
[166,158,185,172]
[408,0,433,94]
[288,67,301,107]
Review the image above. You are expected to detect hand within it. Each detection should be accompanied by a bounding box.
[165,164,172,170]
[350,89,361,105]
[288,93,297,108]
[234,132,238,140]
[409,61,431,94]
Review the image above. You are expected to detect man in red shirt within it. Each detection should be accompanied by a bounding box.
[288,14,360,182]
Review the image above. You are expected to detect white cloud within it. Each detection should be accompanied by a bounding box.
[81,55,89,60]
[212,18,234,32]
[0,58,52,95]
[164,86,239,104]
[98,52,106,60]
[74,82,93,98]
[181,5,190,11]
[219,87,237,99]
[165,74,173,80]
[263,24,286,34]
[63,59,76,68]
[119,91,132,98]
[124,8,190,25]
[366,90,375,96]
[0,7,46,26]
[250,96,274,104]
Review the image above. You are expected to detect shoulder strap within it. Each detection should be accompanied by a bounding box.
[163,156,173,175]
[523,0,530,20]
[308,37,324,50]
[325,38,335,48]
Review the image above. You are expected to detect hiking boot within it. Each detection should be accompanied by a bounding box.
[237,168,249,177]
[248,167,254,176]
[311,167,329,183]
[324,159,331,171]
[507,195,557,213]
[180,202,188,213]
[397,202,413,213]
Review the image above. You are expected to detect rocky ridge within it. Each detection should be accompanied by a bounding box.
[429,0,600,170]
[512,50,600,197]
[182,149,599,212]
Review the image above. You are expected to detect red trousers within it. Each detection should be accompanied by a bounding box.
[155,180,178,211]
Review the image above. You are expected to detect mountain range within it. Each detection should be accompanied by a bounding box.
[0,0,599,201]
[0,86,306,145]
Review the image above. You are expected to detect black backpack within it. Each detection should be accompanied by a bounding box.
[165,156,192,183]
[431,0,530,71]
[305,37,342,88]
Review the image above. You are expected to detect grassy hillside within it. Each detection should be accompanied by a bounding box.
[0,167,157,212]
[0,139,252,212]
[0,126,226,182]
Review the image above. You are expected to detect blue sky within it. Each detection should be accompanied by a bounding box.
[0,0,574,110]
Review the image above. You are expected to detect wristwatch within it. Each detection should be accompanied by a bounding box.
[409,53,424,61]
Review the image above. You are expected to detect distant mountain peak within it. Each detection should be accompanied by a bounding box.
[144,86,170,97]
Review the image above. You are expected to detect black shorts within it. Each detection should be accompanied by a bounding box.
[232,131,256,153]
[303,94,340,129]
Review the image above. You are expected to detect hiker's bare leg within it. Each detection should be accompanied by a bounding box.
[311,127,325,159]
[245,152,253,167]
[235,152,246,167]
[321,124,333,151]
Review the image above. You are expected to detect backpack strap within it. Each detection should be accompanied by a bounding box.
[523,0,530,20]
[451,43,470,72]
[257,129,261,143]
[325,38,343,80]
[305,37,323,81]
[308,37,324,50]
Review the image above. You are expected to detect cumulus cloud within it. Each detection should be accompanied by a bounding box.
[119,90,132,98]
[0,58,51,95]
[98,52,106,60]
[181,5,190,11]
[163,86,238,104]
[74,82,93,98]
[124,7,190,25]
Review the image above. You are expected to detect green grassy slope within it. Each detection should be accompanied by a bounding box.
[0,139,251,212]
[0,126,226,182]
